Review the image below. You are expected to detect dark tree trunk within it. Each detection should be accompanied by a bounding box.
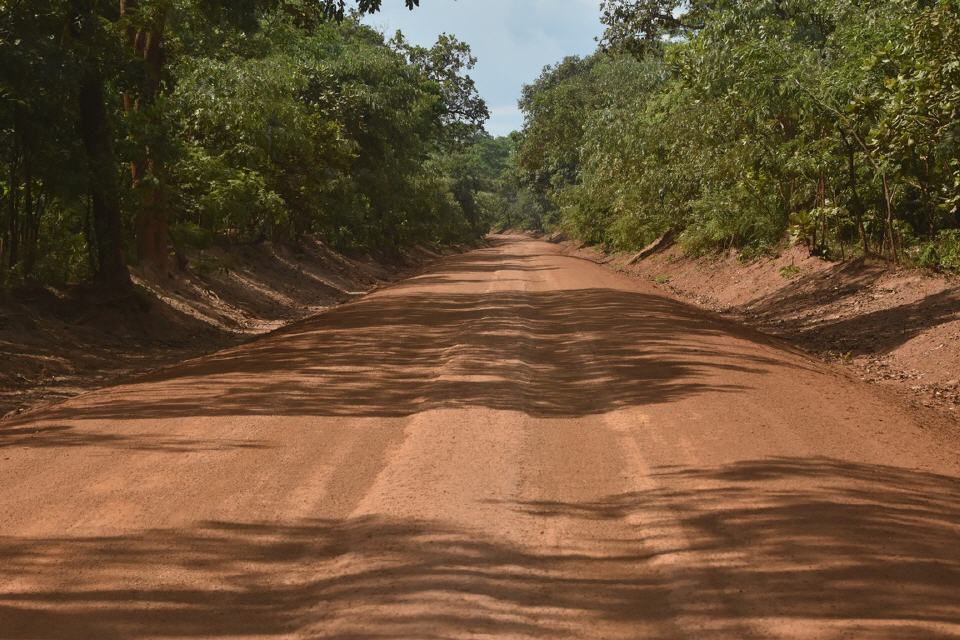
[6,186,17,272]
[84,193,99,274]
[21,155,35,277]
[22,184,45,278]
[7,130,20,270]
[881,173,897,263]
[841,132,869,256]
[78,68,130,287]
[122,0,171,274]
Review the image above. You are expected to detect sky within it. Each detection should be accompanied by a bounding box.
[362,1,604,136]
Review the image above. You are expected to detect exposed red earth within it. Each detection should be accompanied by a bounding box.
[2,234,958,639]
[0,237,445,417]
[560,235,960,416]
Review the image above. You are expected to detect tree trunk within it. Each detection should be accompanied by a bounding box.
[84,193,99,274]
[841,132,869,256]
[7,129,20,270]
[21,155,35,277]
[22,184,45,278]
[881,173,897,263]
[122,0,171,275]
[78,68,130,287]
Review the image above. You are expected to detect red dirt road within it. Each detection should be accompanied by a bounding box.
[2,235,959,639]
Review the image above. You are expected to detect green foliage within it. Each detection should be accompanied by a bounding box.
[938,230,960,273]
[780,264,802,279]
[0,1,493,286]
[518,0,960,263]
[392,32,490,147]
[461,133,547,233]
[918,229,960,273]
[169,222,214,251]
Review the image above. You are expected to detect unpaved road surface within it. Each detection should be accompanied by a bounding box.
[2,235,959,639]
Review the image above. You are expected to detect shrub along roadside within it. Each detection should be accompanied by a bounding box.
[513,0,960,273]
[0,2,505,288]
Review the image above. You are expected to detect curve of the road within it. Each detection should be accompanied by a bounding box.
[2,235,959,639]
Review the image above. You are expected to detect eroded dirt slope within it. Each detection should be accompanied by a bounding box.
[559,236,960,416]
[1,235,958,639]
[0,238,449,417]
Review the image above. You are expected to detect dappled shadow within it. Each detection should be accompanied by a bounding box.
[506,457,960,638]
[0,424,267,451]
[1,458,957,638]
[738,258,960,355]
[0,284,230,418]
[741,258,888,314]
[392,245,562,286]
[791,288,960,355]
[16,282,790,424]
[0,517,648,639]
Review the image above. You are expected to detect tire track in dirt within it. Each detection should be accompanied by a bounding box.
[0,234,958,639]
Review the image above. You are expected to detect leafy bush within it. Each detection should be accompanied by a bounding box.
[919,230,960,273]
[169,223,215,252]
[937,231,960,273]
[516,0,960,263]
[780,265,802,279]
[0,5,496,287]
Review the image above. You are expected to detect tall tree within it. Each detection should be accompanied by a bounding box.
[71,1,131,286]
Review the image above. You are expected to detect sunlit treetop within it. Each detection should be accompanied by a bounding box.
[318,0,420,20]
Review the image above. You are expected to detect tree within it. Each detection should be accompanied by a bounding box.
[70,1,132,286]
[393,33,490,148]
[521,0,960,267]
[1,0,503,289]
[599,0,707,56]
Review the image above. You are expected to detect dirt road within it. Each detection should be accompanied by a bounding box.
[2,235,959,639]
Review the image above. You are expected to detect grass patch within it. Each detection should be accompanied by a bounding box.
[779,264,801,279]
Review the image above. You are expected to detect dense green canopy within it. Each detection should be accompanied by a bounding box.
[4,0,958,286]
[515,0,960,270]
[0,0,506,286]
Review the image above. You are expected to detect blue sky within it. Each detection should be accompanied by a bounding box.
[363,1,604,136]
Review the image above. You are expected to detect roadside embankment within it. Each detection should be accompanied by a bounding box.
[553,233,960,419]
[0,238,461,417]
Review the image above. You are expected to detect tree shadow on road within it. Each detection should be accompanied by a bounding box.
[7,284,791,427]
[508,457,960,635]
[0,423,266,451]
[1,457,956,639]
